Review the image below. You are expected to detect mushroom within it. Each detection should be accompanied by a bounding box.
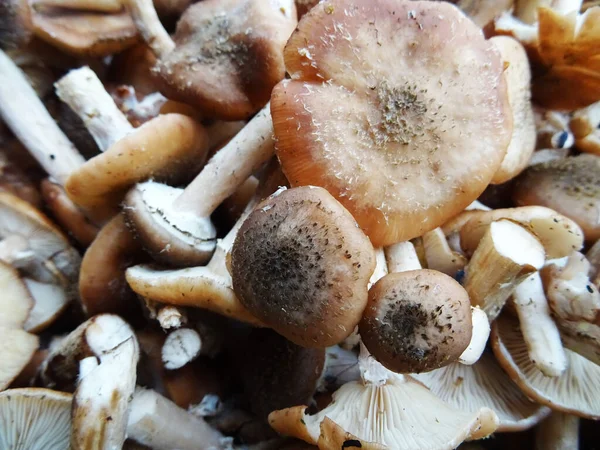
[528,148,570,166]
[535,411,580,450]
[489,36,536,185]
[316,345,361,393]
[534,109,574,151]
[0,388,72,449]
[271,0,512,247]
[491,314,600,419]
[124,0,296,119]
[162,319,222,370]
[412,352,552,432]
[230,186,376,347]
[514,0,582,24]
[268,344,499,448]
[384,241,422,273]
[422,227,467,277]
[456,0,515,28]
[513,155,600,242]
[570,101,600,155]
[55,66,210,216]
[0,0,34,49]
[458,306,491,366]
[22,278,70,333]
[462,219,545,320]
[359,270,472,374]
[0,261,39,390]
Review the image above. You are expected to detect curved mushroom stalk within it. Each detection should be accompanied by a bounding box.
[384,241,422,273]
[422,227,467,277]
[368,248,388,288]
[535,411,580,450]
[269,345,499,449]
[458,307,490,366]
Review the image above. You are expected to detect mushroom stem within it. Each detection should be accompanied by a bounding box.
[173,105,274,217]
[0,50,84,186]
[422,227,467,277]
[124,0,176,58]
[127,388,229,450]
[156,305,187,330]
[368,248,388,287]
[162,328,202,370]
[384,241,422,273]
[535,412,579,450]
[31,0,122,12]
[459,307,491,365]
[513,272,567,377]
[463,220,545,320]
[570,101,600,139]
[55,67,133,152]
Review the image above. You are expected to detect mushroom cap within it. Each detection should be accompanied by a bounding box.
[0,388,72,450]
[231,186,376,347]
[30,5,139,57]
[360,270,472,374]
[492,314,600,419]
[123,181,217,267]
[490,36,536,185]
[513,154,600,242]
[65,114,209,212]
[272,0,512,246]
[237,328,326,419]
[412,353,552,432]
[153,0,296,120]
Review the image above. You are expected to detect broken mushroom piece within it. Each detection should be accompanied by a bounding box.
[422,227,467,277]
[463,219,545,320]
[272,0,512,246]
[162,320,222,370]
[268,345,499,448]
[513,154,600,242]
[489,36,536,184]
[458,307,490,366]
[359,270,472,374]
[492,314,600,419]
[0,388,72,449]
[125,0,296,119]
[413,352,552,432]
[535,411,580,450]
[231,186,376,347]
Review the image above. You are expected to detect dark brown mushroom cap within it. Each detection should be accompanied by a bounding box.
[0,0,33,49]
[231,186,376,348]
[237,328,325,419]
[153,0,296,120]
[359,269,472,374]
[513,154,600,241]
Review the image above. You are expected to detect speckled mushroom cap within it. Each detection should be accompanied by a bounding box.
[271,0,512,246]
[513,154,600,242]
[230,186,376,347]
[152,0,296,120]
[359,270,472,373]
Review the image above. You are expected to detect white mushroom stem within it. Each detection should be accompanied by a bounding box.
[535,412,579,450]
[422,227,467,277]
[513,272,567,377]
[465,200,492,211]
[124,0,176,58]
[23,279,69,333]
[173,105,274,217]
[463,220,545,320]
[55,67,133,152]
[0,50,85,186]
[127,388,230,450]
[459,307,491,365]
[31,0,122,12]
[156,305,187,330]
[162,328,202,370]
[368,248,388,287]
[384,241,421,273]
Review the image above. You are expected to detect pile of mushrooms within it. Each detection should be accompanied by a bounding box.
[0,0,599,448]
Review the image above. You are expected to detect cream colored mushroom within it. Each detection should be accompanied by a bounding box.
[535,411,580,450]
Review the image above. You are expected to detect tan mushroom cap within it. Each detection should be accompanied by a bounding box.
[492,314,600,419]
[65,113,209,212]
[413,353,552,432]
[490,36,536,185]
[231,186,376,348]
[360,270,472,374]
[0,388,72,450]
[272,0,512,247]
[513,155,600,242]
[150,0,296,120]
[30,4,139,57]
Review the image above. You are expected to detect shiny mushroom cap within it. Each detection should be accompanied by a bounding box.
[272,0,512,246]
[231,186,376,347]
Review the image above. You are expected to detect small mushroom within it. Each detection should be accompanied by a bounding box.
[462,219,545,320]
[0,388,72,449]
[359,270,472,374]
[124,0,297,119]
[272,0,512,246]
[513,154,600,242]
[231,186,376,347]
[535,411,580,450]
[413,352,552,432]
[492,314,600,419]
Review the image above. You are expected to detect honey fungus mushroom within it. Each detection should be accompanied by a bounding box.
[271,0,512,246]
[124,0,297,119]
[359,270,472,374]
[230,186,376,348]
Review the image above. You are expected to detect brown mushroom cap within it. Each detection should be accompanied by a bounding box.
[0,0,33,49]
[152,0,296,120]
[513,154,600,242]
[360,270,472,374]
[272,0,512,246]
[231,186,376,347]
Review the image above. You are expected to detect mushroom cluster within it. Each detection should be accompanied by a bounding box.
[0,0,599,448]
